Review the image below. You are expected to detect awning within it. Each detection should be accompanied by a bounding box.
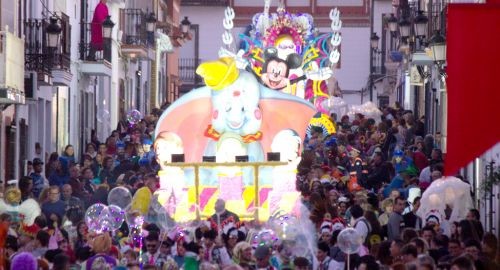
[411,51,434,65]
[157,31,174,53]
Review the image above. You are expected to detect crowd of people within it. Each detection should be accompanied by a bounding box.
[0,105,497,270]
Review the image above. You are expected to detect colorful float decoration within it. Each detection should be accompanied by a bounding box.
[150,2,344,223]
[306,112,336,138]
[235,0,342,114]
[154,56,315,222]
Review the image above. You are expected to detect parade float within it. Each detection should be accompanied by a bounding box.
[150,1,343,223]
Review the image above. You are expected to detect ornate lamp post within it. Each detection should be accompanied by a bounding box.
[102,16,115,61]
[46,16,62,68]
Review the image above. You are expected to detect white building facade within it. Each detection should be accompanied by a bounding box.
[0,0,184,181]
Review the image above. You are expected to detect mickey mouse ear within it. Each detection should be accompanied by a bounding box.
[286,53,302,69]
[264,47,278,59]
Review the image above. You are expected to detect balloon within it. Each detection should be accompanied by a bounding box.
[126,109,142,125]
[107,187,132,209]
[252,229,278,248]
[125,209,144,229]
[337,228,363,254]
[102,205,125,230]
[85,203,107,233]
[151,189,171,214]
[155,209,176,232]
[96,218,114,233]
[96,109,110,123]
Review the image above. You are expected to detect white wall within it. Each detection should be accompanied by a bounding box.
[180,7,227,61]
[1,0,16,32]
[374,0,393,37]
[331,27,371,105]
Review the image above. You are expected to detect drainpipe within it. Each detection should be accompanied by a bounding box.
[369,0,375,102]
[14,104,20,180]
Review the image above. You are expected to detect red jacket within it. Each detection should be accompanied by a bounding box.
[90,2,109,50]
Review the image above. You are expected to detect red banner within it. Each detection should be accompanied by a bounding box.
[444,4,500,175]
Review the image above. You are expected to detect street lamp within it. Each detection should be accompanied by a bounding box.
[414,11,429,38]
[146,13,157,46]
[181,16,191,35]
[398,16,411,39]
[102,16,115,61]
[146,12,157,33]
[387,13,398,33]
[390,11,428,44]
[429,30,446,63]
[46,16,62,48]
[102,16,115,39]
[370,32,380,51]
[46,16,61,69]
[429,30,446,76]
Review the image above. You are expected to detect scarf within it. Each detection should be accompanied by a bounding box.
[204,125,263,143]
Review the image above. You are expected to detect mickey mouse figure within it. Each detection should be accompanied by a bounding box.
[261,47,302,90]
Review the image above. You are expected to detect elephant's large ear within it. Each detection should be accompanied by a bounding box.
[155,87,212,162]
[258,88,316,154]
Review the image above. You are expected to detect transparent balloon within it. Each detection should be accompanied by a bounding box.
[96,109,110,123]
[107,187,132,209]
[268,212,300,241]
[96,218,114,233]
[125,209,144,229]
[85,203,107,233]
[337,228,363,254]
[102,205,125,230]
[151,189,171,214]
[126,109,143,125]
[252,229,278,248]
[155,209,176,232]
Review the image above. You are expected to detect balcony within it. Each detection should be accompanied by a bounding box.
[119,9,155,60]
[179,58,203,94]
[24,18,72,85]
[79,22,112,77]
[181,0,229,6]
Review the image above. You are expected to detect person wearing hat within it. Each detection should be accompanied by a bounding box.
[30,158,47,198]
[254,245,276,270]
[382,166,418,199]
[346,145,368,192]
[392,148,415,175]
[141,138,155,164]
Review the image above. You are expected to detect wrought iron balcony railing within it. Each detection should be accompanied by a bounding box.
[179,58,202,85]
[79,22,105,61]
[120,9,154,47]
[24,18,71,73]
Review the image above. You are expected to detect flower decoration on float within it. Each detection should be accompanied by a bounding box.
[259,6,313,52]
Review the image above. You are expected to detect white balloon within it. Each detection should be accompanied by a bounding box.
[337,228,363,254]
